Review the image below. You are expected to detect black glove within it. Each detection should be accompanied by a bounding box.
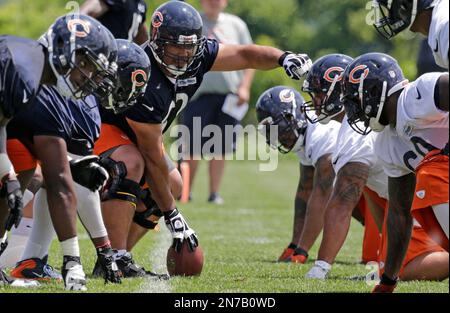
[70,155,109,192]
[279,51,312,80]
[96,247,122,284]
[164,208,198,253]
[0,177,23,231]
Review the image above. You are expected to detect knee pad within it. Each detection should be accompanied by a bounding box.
[99,157,142,207]
[133,188,163,230]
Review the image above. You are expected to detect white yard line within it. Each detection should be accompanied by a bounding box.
[137,226,172,293]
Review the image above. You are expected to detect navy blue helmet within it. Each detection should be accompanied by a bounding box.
[256,86,308,154]
[301,54,354,124]
[372,0,436,39]
[44,14,118,99]
[149,1,206,77]
[341,52,409,135]
[101,39,151,114]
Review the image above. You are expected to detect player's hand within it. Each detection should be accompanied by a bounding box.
[372,274,397,293]
[279,52,312,80]
[70,155,109,192]
[0,176,23,231]
[165,208,199,253]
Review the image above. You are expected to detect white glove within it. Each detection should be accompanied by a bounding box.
[165,208,199,253]
[279,52,312,80]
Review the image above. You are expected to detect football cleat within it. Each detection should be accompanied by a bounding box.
[207,193,224,205]
[290,254,308,264]
[62,256,87,291]
[305,260,331,279]
[115,252,169,280]
[91,247,122,284]
[278,247,295,262]
[1,269,40,288]
[10,258,62,281]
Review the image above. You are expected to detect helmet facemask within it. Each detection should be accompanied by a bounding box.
[372,0,418,39]
[302,75,344,125]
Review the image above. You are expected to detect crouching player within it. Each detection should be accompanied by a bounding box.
[4,39,151,289]
[255,86,339,264]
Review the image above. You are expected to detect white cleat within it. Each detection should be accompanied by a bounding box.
[62,256,87,291]
[305,260,331,279]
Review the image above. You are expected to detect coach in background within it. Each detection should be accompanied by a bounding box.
[81,0,148,44]
[180,0,255,205]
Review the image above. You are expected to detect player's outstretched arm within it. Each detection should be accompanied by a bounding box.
[211,44,312,80]
[373,173,415,293]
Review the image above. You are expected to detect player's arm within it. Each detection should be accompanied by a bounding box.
[211,44,312,80]
[33,135,78,238]
[373,173,415,293]
[435,73,449,112]
[292,164,315,245]
[297,154,335,252]
[80,0,110,18]
[126,119,174,211]
[0,126,23,234]
[134,23,149,45]
[126,118,198,252]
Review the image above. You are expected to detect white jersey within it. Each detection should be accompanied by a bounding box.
[429,0,449,69]
[375,72,449,178]
[296,120,340,167]
[333,115,388,199]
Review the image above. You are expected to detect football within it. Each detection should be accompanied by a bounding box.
[166,242,204,276]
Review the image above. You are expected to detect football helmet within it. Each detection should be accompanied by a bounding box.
[256,86,307,154]
[149,1,206,77]
[44,14,118,99]
[301,54,354,124]
[372,0,436,39]
[341,52,409,135]
[101,39,151,114]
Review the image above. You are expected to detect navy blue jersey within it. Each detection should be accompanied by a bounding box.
[97,0,147,41]
[7,86,100,156]
[100,39,220,142]
[0,36,45,119]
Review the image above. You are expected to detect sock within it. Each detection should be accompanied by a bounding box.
[21,189,56,261]
[74,183,108,239]
[0,218,33,268]
[288,243,297,250]
[60,237,80,258]
[22,189,34,207]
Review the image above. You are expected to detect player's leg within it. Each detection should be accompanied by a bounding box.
[400,250,449,281]
[100,144,144,250]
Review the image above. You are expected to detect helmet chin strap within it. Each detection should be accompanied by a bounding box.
[407,0,418,32]
[319,106,344,125]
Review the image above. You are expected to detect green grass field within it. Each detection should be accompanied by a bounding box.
[1,143,448,293]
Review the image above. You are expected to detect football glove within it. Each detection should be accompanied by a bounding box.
[70,155,109,192]
[164,208,198,253]
[96,247,122,284]
[279,52,312,80]
[1,176,23,231]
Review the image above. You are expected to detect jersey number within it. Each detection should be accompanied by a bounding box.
[403,136,437,171]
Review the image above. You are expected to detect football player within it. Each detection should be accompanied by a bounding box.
[255,85,340,264]
[81,0,148,45]
[342,52,448,292]
[93,0,313,271]
[371,0,448,69]
[0,14,117,288]
[294,54,389,278]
